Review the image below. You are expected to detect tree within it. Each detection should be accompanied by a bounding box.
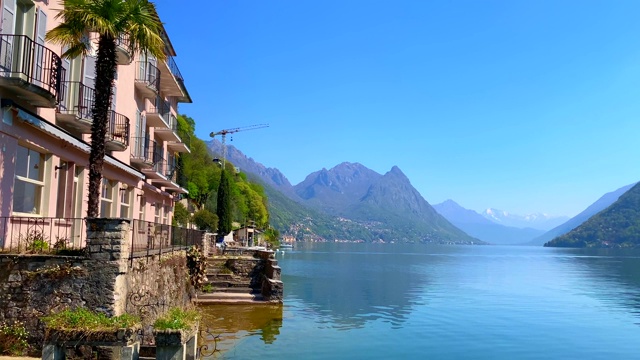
[172,202,191,227]
[192,209,218,232]
[216,169,233,238]
[46,0,166,218]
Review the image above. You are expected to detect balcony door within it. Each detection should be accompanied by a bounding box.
[32,8,45,85]
[0,0,15,73]
[81,55,96,119]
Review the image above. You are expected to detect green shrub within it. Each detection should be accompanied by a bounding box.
[0,321,29,356]
[42,308,140,332]
[154,307,200,331]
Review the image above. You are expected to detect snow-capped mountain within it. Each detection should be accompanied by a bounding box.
[482,208,569,231]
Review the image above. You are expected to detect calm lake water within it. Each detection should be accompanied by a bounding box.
[199,243,640,359]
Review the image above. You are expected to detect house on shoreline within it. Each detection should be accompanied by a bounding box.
[0,0,191,250]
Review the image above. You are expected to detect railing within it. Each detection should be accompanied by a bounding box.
[107,110,130,146]
[152,152,177,180]
[57,81,95,120]
[166,55,184,81]
[153,148,165,175]
[131,137,157,164]
[130,219,203,263]
[115,34,131,53]
[147,97,171,123]
[136,61,160,91]
[0,216,204,260]
[0,217,86,254]
[0,34,63,99]
[167,114,178,133]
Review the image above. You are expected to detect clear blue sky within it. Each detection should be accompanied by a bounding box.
[155,0,640,217]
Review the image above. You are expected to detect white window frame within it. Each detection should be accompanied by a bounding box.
[119,187,131,218]
[99,178,116,217]
[12,145,45,216]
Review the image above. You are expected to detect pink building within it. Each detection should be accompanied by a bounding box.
[0,0,191,250]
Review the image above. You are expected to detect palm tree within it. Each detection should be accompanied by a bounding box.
[46,0,166,217]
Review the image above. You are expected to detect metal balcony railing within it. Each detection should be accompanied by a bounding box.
[166,55,184,82]
[148,97,171,124]
[57,81,95,120]
[0,216,86,253]
[167,114,178,133]
[0,217,204,262]
[130,219,203,264]
[0,34,63,101]
[106,110,130,146]
[135,61,160,91]
[131,137,157,164]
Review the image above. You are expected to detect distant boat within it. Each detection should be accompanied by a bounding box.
[279,243,294,250]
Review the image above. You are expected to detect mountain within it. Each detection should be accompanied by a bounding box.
[208,140,298,199]
[209,141,480,244]
[529,182,637,245]
[545,182,640,248]
[255,175,378,242]
[482,208,569,231]
[295,164,481,244]
[295,162,381,213]
[434,200,544,245]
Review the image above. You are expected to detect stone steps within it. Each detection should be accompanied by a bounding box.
[196,291,267,304]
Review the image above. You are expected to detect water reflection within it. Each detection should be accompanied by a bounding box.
[198,304,283,354]
[280,242,447,330]
[555,247,640,322]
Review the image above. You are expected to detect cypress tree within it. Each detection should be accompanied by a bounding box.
[216,169,233,238]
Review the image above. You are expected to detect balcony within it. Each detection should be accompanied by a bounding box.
[105,111,130,151]
[154,115,181,144]
[115,34,132,65]
[135,61,160,98]
[56,81,95,133]
[0,34,62,108]
[56,81,129,151]
[157,55,191,103]
[167,132,190,153]
[131,137,157,168]
[146,97,171,128]
[144,152,183,191]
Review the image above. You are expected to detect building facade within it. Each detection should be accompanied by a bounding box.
[0,0,191,249]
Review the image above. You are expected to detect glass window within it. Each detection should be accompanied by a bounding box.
[138,195,145,221]
[162,204,170,225]
[13,146,45,215]
[119,188,131,218]
[56,161,68,218]
[100,178,115,217]
[154,203,160,224]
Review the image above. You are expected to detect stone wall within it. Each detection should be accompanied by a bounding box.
[0,218,196,351]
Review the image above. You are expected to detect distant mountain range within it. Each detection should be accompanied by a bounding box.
[208,140,638,247]
[545,182,640,248]
[529,183,636,245]
[208,141,480,244]
[433,200,544,245]
[481,209,568,231]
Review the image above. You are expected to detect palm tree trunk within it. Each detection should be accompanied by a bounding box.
[87,34,117,218]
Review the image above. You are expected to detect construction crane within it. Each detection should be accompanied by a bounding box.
[210,124,269,168]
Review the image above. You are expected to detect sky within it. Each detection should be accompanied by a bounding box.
[155,0,640,218]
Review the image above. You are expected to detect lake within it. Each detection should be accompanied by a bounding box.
[199,243,640,359]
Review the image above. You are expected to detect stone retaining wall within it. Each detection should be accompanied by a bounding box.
[0,218,195,351]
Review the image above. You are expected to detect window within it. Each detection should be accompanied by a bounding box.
[154,203,161,224]
[119,187,131,218]
[162,204,170,225]
[13,146,45,215]
[55,161,69,217]
[138,195,145,221]
[99,178,115,217]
